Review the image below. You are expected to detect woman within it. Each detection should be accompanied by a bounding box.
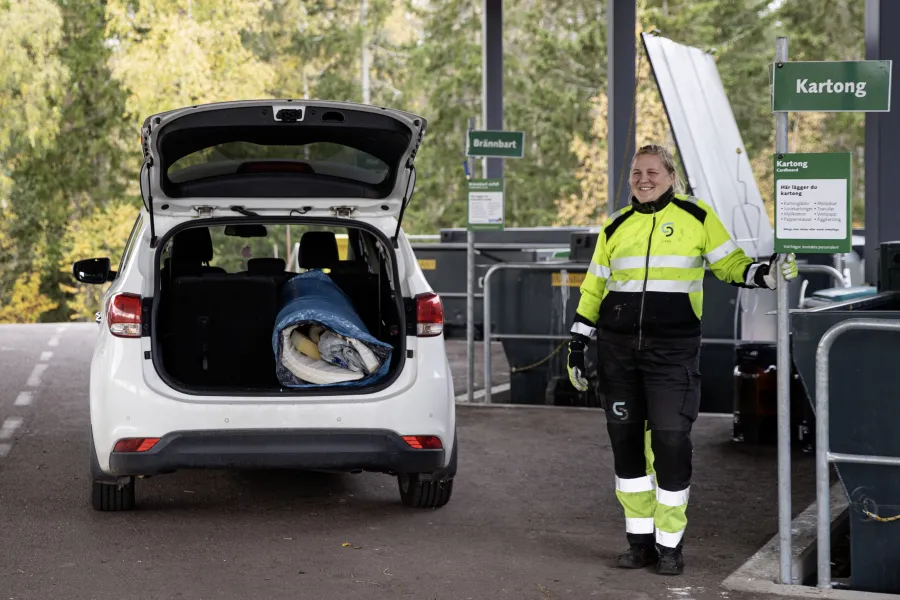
[567,144,797,576]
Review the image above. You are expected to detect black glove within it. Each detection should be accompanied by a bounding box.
[567,334,589,392]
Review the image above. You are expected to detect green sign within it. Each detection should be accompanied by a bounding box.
[772,60,892,112]
[774,153,851,254]
[466,130,525,158]
[467,179,504,231]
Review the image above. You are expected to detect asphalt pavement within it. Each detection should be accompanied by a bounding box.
[0,323,819,600]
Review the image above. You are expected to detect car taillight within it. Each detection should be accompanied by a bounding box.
[107,293,142,338]
[113,438,159,452]
[415,292,443,337]
[402,435,443,449]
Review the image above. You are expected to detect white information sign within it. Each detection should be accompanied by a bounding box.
[467,179,504,231]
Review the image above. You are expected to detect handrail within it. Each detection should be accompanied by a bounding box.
[815,318,900,590]
[481,263,589,404]
[797,263,849,288]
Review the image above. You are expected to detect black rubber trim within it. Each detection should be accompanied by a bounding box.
[106,429,445,476]
[150,216,407,398]
[672,198,707,224]
[604,208,635,242]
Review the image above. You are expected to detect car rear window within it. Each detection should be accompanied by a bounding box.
[167,141,390,186]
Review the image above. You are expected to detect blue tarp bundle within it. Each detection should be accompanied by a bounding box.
[272,270,392,388]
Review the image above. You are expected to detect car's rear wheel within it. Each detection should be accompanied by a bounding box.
[398,430,456,508]
[91,479,136,511]
[89,428,137,511]
[398,474,453,508]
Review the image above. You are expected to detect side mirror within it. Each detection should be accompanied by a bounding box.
[73,258,114,284]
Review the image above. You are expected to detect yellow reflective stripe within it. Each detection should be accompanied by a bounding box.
[611,255,703,270]
[607,279,703,293]
[589,262,611,278]
[704,240,739,264]
[657,486,690,507]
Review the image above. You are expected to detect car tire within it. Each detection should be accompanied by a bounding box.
[398,429,457,508]
[91,478,136,511]
[398,474,453,508]
[89,427,136,511]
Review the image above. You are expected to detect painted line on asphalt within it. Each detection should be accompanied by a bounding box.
[25,364,48,388]
[14,392,33,407]
[0,417,23,440]
[0,443,11,458]
[39,351,53,362]
[48,336,60,347]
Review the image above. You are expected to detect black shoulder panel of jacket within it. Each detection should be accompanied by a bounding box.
[605,209,635,242]
[673,198,707,225]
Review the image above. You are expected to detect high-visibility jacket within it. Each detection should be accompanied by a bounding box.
[572,189,765,341]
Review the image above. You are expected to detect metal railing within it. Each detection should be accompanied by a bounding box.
[815,318,900,589]
[482,263,588,404]
[478,261,850,407]
[797,263,848,288]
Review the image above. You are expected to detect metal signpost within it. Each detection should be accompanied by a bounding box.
[464,128,523,404]
[771,38,892,586]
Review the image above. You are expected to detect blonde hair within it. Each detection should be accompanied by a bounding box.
[633,144,686,194]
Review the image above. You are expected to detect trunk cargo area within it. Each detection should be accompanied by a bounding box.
[152,221,405,394]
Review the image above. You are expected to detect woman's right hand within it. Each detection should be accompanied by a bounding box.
[567,338,589,391]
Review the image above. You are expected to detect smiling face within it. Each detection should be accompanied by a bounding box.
[630,153,676,203]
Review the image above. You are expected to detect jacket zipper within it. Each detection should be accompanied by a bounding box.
[637,208,656,348]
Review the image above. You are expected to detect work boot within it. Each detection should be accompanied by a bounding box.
[656,545,684,575]
[616,543,659,569]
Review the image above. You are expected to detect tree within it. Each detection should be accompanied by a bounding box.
[106,0,276,120]
[2,0,131,322]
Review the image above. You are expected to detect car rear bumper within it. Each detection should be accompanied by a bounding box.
[106,429,446,477]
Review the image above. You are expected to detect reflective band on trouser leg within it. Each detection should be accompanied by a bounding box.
[616,475,657,535]
[654,486,690,548]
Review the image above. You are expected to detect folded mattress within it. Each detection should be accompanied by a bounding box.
[272,270,392,388]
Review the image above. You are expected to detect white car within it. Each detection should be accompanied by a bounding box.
[73,100,456,511]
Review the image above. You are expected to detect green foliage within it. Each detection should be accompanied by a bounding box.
[60,200,141,321]
[2,0,132,322]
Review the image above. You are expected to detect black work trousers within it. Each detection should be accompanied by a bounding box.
[597,331,702,548]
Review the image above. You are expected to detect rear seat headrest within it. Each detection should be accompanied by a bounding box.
[172,228,214,263]
[299,231,339,269]
[248,257,286,275]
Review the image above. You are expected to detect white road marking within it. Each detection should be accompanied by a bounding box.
[0,443,11,457]
[56,325,68,333]
[0,417,23,440]
[14,392,34,407]
[40,351,53,362]
[26,364,48,387]
[48,336,60,347]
